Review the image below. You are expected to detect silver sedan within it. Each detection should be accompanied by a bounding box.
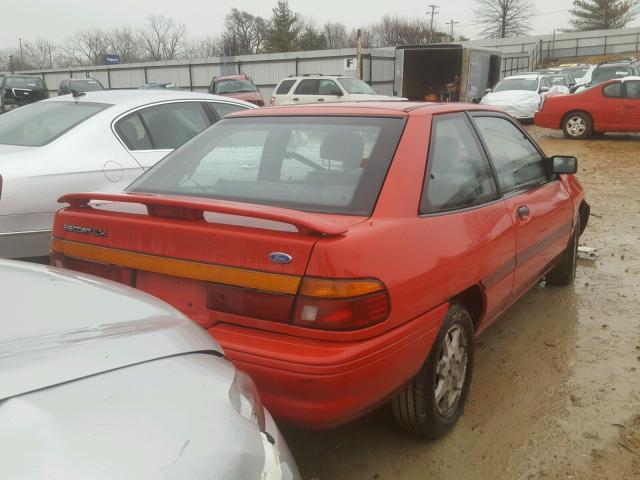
[0,260,300,479]
[0,90,255,259]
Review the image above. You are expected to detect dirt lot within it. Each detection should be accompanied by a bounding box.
[285,126,640,479]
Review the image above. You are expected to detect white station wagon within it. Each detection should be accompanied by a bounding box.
[0,90,255,260]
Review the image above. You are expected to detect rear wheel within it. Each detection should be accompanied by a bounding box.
[562,112,592,140]
[547,218,580,286]
[392,303,474,438]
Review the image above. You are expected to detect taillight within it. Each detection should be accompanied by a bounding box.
[207,277,390,331]
[51,252,136,286]
[270,96,275,106]
[292,278,390,331]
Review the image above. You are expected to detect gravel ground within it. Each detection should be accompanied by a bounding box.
[285,126,640,480]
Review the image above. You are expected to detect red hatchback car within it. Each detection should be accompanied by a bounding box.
[535,76,640,139]
[209,74,265,106]
[51,102,589,437]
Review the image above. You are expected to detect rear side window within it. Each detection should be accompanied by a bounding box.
[115,113,152,150]
[0,101,109,147]
[318,80,342,95]
[603,82,622,98]
[211,102,248,118]
[129,116,407,216]
[421,114,497,214]
[294,79,320,95]
[138,102,212,150]
[276,79,296,95]
[473,116,547,193]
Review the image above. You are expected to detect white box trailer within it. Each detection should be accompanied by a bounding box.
[393,44,502,103]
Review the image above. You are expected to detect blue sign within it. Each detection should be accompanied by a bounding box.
[102,54,121,65]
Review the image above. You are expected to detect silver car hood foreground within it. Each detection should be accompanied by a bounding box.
[0,261,222,401]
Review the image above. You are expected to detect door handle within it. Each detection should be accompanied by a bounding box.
[292,97,300,102]
[317,98,325,102]
[516,205,530,219]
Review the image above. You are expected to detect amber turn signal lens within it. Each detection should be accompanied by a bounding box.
[298,278,385,299]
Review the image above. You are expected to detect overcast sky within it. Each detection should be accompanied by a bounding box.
[2,0,638,49]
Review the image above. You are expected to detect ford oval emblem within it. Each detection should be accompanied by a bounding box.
[269,252,293,264]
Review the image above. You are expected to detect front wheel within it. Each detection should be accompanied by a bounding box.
[562,112,592,140]
[392,303,474,438]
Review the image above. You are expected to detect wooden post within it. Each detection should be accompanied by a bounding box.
[357,29,363,80]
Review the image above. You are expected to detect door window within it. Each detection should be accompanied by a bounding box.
[138,101,212,149]
[276,79,296,95]
[318,80,342,96]
[625,80,640,99]
[421,114,498,213]
[294,79,320,95]
[115,113,153,150]
[474,116,547,194]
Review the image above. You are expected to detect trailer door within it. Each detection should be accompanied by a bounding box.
[394,48,405,97]
[467,50,491,103]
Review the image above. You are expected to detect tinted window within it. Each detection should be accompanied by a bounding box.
[212,102,248,118]
[603,82,623,98]
[115,113,152,150]
[625,81,640,99]
[69,79,103,92]
[474,116,547,193]
[129,116,406,216]
[139,102,211,150]
[592,67,632,84]
[421,114,497,213]
[0,101,109,147]
[276,79,296,95]
[294,79,320,95]
[318,80,342,95]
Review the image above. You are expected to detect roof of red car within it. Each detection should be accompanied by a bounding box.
[228,101,503,118]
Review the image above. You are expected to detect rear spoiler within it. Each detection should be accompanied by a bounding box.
[58,192,349,236]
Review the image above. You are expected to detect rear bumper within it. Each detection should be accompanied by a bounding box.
[533,112,559,129]
[210,303,447,429]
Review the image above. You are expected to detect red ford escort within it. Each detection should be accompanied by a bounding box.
[51,102,589,437]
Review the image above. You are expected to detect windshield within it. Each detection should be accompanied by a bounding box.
[214,79,257,94]
[128,116,406,215]
[337,78,377,94]
[591,67,632,84]
[69,80,103,92]
[5,76,45,89]
[0,101,110,147]
[493,78,539,92]
[561,67,589,78]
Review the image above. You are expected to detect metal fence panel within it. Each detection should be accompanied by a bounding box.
[108,68,146,89]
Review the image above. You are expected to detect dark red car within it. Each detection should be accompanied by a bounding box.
[209,74,265,106]
[51,102,589,437]
[535,76,640,139]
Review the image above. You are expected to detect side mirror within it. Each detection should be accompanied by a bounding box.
[334,90,344,97]
[539,87,550,93]
[484,88,491,95]
[549,155,577,174]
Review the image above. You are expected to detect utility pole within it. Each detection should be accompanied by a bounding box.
[448,19,459,42]
[356,28,363,80]
[427,4,439,43]
[19,37,24,70]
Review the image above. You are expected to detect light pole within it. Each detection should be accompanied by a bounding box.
[8,54,14,73]
[427,5,439,43]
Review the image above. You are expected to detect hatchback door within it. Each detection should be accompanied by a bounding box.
[472,113,573,299]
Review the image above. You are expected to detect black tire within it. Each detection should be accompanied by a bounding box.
[392,303,474,438]
[562,112,592,140]
[547,218,580,286]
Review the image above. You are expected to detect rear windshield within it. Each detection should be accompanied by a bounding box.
[215,79,257,94]
[5,76,45,89]
[493,78,538,92]
[0,101,110,147]
[70,79,103,92]
[129,116,406,215]
[591,67,633,84]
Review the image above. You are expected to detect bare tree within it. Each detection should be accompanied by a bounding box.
[110,27,142,63]
[323,22,352,49]
[138,15,187,61]
[21,39,57,69]
[62,29,112,65]
[183,37,224,59]
[222,9,267,55]
[298,18,327,51]
[367,15,433,47]
[472,0,532,38]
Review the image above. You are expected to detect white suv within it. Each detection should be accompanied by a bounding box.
[270,75,397,106]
